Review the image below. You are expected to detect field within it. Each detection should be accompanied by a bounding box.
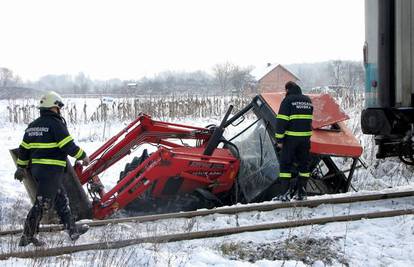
[0,93,413,266]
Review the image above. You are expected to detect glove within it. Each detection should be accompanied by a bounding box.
[275,142,283,153]
[82,155,90,166]
[276,143,283,149]
[14,167,26,182]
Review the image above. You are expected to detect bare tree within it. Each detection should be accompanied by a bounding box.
[230,65,254,92]
[212,62,235,92]
[0,67,14,87]
[342,61,364,90]
[12,74,23,87]
[74,72,91,94]
[329,60,344,87]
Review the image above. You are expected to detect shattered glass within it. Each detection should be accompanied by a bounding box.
[225,118,279,202]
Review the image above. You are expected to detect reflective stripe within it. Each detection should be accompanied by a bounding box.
[20,141,30,149]
[20,142,58,149]
[275,133,285,139]
[279,172,291,178]
[289,114,313,120]
[276,114,313,121]
[31,158,66,167]
[17,158,29,165]
[285,131,312,137]
[58,136,73,148]
[299,172,310,177]
[20,135,73,149]
[276,114,290,121]
[27,142,59,148]
[74,148,84,159]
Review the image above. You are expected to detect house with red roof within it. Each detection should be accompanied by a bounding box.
[250,63,300,93]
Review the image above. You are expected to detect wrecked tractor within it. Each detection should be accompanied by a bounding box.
[11,93,363,221]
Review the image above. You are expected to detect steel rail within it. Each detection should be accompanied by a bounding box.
[1,190,413,237]
[0,208,413,260]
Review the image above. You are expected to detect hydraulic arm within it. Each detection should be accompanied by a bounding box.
[74,113,239,219]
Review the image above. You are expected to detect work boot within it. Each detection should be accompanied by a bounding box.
[272,179,293,202]
[18,235,46,247]
[293,177,308,201]
[69,224,89,241]
[288,178,298,199]
[293,187,307,201]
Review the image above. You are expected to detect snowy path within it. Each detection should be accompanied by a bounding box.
[4,194,414,245]
[1,192,413,266]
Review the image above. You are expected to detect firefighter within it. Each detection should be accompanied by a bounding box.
[14,91,90,246]
[274,81,313,201]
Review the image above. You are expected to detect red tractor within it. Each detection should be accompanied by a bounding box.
[12,93,363,221]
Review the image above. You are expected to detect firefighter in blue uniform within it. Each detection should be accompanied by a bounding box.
[274,81,313,201]
[14,91,90,246]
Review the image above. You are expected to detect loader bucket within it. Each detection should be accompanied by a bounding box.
[10,149,92,223]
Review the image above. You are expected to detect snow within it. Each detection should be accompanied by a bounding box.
[251,63,280,81]
[250,63,300,83]
[0,96,413,266]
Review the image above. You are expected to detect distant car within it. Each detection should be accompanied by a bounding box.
[102,96,114,104]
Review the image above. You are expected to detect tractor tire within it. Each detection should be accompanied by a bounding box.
[118,149,149,182]
[116,149,150,213]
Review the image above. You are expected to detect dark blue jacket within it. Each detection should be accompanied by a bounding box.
[17,110,86,169]
[275,86,313,143]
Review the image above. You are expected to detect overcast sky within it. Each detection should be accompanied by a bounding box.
[1,0,364,81]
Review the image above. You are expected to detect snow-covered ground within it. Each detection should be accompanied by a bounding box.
[0,97,413,266]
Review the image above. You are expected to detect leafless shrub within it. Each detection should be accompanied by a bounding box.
[219,235,348,266]
[5,95,251,125]
[0,195,30,230]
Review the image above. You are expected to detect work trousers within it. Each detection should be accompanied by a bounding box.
[279,136,311,180]
[22,165,74,238]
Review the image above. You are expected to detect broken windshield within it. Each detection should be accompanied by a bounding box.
[223,111,279,202]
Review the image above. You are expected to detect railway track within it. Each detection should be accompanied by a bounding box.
[0,191,414,236]
[0,190,413,260]
[1,189,413,237]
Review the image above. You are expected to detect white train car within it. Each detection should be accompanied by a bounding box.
[362,0,414,165]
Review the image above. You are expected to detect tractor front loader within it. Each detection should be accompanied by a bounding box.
[11,93,363,222]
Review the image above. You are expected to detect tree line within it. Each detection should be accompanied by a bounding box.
[0,60,364,98]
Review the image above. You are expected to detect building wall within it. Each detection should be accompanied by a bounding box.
[258,66,299,93]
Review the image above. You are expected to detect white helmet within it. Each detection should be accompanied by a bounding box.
[38,91,65,109]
